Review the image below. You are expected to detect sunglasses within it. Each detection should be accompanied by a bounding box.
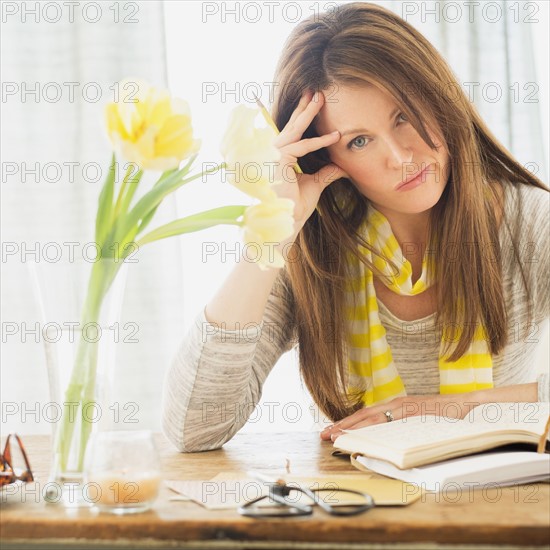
[0,433,34,487]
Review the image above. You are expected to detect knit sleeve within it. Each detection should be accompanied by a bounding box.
[161,270,297,452]
[537,372,549,403]
[525,185,550,403]
[530,187,550,323]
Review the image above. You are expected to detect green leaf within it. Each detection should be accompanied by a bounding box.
[117,166,143,219]
[133,166,179,236]
[134,205,247,248]
[114,154,221,246]
[94,153,116,249]
[113,163,133,220]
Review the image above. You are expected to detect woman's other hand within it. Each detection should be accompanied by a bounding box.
[320,394,480,441]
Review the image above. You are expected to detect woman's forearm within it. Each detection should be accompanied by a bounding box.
[204,226,302,330]
[443,382,541,420]
[470,382,539,405]
[322,382,544,439]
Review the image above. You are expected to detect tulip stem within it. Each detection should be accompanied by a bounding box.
[113,164,135,219]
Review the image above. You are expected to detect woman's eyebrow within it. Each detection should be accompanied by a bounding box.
[338,107,400,137]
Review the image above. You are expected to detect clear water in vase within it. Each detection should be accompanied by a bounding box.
[29,257,128,508]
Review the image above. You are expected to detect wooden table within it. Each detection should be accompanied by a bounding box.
[1,433,549,549]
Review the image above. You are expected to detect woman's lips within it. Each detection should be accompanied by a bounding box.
[395,164,433,192]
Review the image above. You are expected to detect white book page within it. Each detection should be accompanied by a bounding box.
[339,402,549,452]
[355,451,550,491]
[462,402,549,431]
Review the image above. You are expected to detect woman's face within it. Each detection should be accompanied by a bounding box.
[314,84,451,217]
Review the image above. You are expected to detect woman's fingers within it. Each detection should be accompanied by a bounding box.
[273,90,344,184]
[330,410,394,440]
[281,131,340,162]
[286,89,314,127]
[273,131,342,193]
[314,163,349,190]
[275,90,327,148]
[267,89,347,223]
[320,400,406,441]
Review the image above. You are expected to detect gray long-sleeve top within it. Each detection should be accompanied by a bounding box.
[162,182,550,452]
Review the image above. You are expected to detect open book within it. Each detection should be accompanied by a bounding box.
[333,402,550,470]
[353,450,550,491]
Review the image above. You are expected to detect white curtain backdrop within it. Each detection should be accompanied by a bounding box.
[2,1,548,436]
[409,0,548,181]
[1,1,184,434]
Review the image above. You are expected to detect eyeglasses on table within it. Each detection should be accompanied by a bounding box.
[238,480,375,518]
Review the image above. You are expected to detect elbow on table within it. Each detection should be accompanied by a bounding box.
[162,432,225,454]
[161,415,237,453]
[162,436,222,454]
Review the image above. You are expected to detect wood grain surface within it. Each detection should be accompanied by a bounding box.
[1,432,549,549]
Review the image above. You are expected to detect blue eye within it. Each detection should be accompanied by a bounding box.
[346,112,408,151]
[347,136,368,150]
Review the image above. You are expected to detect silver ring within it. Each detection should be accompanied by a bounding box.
[384,410,394,422]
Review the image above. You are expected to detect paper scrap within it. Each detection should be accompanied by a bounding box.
[165,472,421,510]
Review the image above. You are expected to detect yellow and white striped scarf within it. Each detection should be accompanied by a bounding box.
[345,204,494,407]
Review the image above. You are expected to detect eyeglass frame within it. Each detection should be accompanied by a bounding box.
[0,433,34,487]
[238,481,375,518]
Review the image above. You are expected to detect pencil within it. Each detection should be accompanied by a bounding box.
[246,470,286,486]
[252,94,303,174]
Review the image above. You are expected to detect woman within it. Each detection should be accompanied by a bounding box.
[162,2,549,452]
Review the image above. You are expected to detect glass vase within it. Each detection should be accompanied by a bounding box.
[29,256,128,507]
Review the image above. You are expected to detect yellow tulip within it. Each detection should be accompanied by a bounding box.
[220,105,282,200]
[105,79,201,171]
[242,197,296,270]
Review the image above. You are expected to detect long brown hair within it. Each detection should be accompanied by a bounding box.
[270,2,548,421]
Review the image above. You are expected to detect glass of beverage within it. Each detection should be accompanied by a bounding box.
[84,430,161,514]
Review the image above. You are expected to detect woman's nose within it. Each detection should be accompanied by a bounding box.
[384,137,413,170]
